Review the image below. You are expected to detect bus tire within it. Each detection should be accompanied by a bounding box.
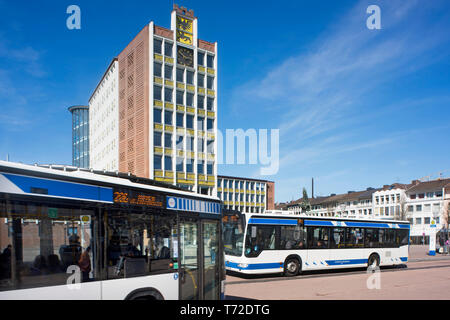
[284,257,301,277]
[125,288,165,300]
[367,253,380,269]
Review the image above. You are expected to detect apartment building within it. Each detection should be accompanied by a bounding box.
[406,178,450,244]
[217,176,275,213]
[89,59,119,172]
[84,5,218,196]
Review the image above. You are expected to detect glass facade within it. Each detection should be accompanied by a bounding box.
[69,106,89,169]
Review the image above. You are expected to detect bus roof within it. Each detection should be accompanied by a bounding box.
[0,160,219,202]
[242,211,409,224]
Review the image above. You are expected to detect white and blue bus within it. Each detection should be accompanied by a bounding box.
[223,211,410,276]
[0,161,224,300]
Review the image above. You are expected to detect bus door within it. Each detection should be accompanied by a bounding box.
[179,218,200,300]
[179,218,221,300]
[306,226,331,268]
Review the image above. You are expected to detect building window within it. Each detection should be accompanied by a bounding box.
[187,136,194,152]
[198,74,204,87]
[164,110,173,125]
[154,62,162,77]
[154,85,162,101]
[424,217,431,224]
[207,162,213,175]
[176,135,183,150]
[197,138,204,152]
[154,38,162,54]
[186,158,193,173]
[186,92,194,107]
[198,51,205,66]
[164,133,172,148]
[416,218,422,225]
[154,132,162,147]
[176,157,184,172]
[176,91,184,105]
[207,76,214,90]
[164,87,173,102]
[164,41,173,57]
[207,97,214,111]
[207,140,214,154]
[197,160,204,174]
[197,117,204,131]
[207,55,214,68]
[154,108,162,123]
[410,194,416,200]
[164,65,173,80]
[197,95,204,109]
[154,155,162,170]
[416,205,422,212]
[176,113,184,127]
[165,156,172,171]
[207,118,214,130]
[176,68,184,82]
[186,70,194,85]
[426,192,434,198]
[186,115,194,129]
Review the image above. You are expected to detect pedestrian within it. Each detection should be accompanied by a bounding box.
[446,239,449,255]
[78,246,91,282]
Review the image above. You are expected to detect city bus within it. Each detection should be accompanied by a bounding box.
[223,211,410,276]
[0,160,224,300]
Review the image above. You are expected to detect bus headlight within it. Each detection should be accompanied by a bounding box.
[237,263,248,269]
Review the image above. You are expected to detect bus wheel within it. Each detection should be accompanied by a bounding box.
[367,254,380,269]
[284,258,300,277]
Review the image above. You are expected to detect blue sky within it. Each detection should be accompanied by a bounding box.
[0,0,449,202]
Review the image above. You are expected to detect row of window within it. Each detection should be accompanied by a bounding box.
[154,63,214,89]
[218,180,266,191]
[154,38,214,67]
[154,132,214,153]
[154,85,215,110]
[408,217,440,225]
[218,192,265,203]
[375,194,401,205]
[153,109,214,131]
[410,192,443,199]
[407,203,441,213]
[244,225,409,256]
[154,155,213,174]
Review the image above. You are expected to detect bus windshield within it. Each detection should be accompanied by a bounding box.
[222,212,245,257]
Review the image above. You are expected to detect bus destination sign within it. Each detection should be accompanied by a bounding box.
[113,189,164,208]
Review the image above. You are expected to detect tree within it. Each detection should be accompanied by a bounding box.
[300,188,311,214]
[396,193,409,221]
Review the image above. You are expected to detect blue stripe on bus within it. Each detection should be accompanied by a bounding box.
[3,173,113,202]
[226,261,284,270]
[304,220,334,227]
[325,259,368,266]
[400,257,408,262]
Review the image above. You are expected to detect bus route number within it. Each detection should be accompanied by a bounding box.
[114,192,129,204]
